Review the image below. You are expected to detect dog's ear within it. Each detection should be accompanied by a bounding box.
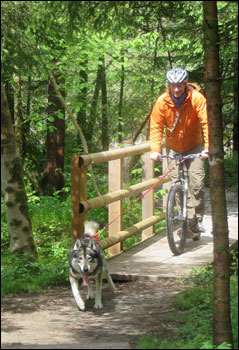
[73,239,82,250]
[89,237,97,250]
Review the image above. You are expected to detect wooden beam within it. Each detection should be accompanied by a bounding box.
[78,142,151,167]
[79,176,170,213]
[100,213,165,250]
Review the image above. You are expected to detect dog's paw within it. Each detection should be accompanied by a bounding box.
[111,285,117,293]
[87,292,95,300]
[87,285,95,299]
[94,302,103,309]
[78,302,86,311]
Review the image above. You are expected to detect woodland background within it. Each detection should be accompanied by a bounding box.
[1,1,238,348]
[2,1,238,196]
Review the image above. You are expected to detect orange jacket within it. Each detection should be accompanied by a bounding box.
[150,83,209,153]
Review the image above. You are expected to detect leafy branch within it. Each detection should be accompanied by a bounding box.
[48,69,102,198]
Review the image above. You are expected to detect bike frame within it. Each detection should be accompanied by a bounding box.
[164,152,202,221]
[163,151,203,254]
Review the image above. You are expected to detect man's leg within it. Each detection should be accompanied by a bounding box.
[185,144,205,233]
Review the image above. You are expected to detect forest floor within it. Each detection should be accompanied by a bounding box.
[1,189,238,350]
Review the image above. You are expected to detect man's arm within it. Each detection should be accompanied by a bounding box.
[150,98,165,154]
[194,92,209,150]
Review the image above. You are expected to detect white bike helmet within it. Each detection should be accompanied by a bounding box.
[166,68,188,84]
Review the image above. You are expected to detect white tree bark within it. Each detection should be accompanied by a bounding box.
[1,83,37,260]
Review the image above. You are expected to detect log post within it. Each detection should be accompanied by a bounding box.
[142,152,155,239]
[108,157,123,257]
[71,154,87,242]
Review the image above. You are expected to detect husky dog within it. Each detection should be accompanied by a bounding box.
[69,220,116,311]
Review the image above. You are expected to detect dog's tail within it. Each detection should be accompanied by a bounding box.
[84,220,100,235]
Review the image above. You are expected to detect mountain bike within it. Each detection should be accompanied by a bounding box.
[161,152,203,255]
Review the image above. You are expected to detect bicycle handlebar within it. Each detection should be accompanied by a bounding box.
[160,152,202,162]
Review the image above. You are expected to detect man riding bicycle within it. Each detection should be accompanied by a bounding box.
[150,68,209,235]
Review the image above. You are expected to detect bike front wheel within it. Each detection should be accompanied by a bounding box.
[166,184,187,255]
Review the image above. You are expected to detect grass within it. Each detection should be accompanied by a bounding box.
[137,263,238,350]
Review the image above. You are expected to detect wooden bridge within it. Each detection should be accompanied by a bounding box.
[71,143,238,281]
[108,215,238,281]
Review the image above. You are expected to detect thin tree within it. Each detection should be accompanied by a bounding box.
[1,83,38,261]
[203,1,233,347]
[233,58,238,152]
[87,64,101,146]
[46,73,65,195]
[118,53,125,144]
[100,57,109,150]
[77,59,88,146]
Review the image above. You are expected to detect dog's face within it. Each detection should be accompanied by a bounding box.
[73,245,95,274]
[71,238,99,285]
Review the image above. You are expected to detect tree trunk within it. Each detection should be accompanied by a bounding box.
[1,83,38,261]
[77,66,88,148]
[5,80,15,123]
[203,2,233,347]
[26,75,32,128]
[233,58,238,151]
[118,54,125,143]
[87,64,101,146]
[46,73,65,195]
[100,57,108,150]
[13,70,25,160]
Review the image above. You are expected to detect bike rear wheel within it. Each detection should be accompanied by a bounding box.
[166,184,187,255]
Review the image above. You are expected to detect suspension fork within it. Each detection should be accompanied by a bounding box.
[178,159,188,220]
[170,177,188,220]
[173,160,188,221]
[181,177,188,220]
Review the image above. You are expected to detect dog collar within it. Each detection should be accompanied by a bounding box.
[86,234,99,244]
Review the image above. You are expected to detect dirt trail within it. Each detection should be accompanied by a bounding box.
[1,279,187,349]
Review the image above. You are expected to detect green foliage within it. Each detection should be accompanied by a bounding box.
[122,198,142,250]
[1,1,237,193]
[224,152,238,191]
[137,262,238,349]
[1,249,68,295]
[1,194,72,296]
[2,1,237,150]
[205,152,238,190]
[137,335,161,349]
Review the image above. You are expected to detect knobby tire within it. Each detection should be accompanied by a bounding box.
[166,184,187,255]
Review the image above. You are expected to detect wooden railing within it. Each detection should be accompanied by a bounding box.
[71,142,170,258]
